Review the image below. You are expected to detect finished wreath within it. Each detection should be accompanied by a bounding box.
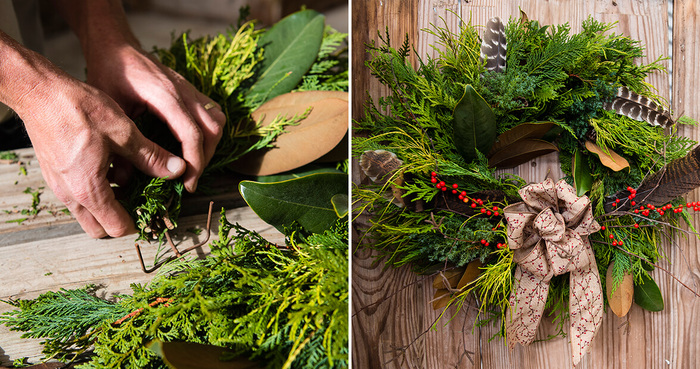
[354,14,698,364]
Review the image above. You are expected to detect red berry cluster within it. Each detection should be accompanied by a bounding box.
[430,172,502,218]
[430,171,507,249]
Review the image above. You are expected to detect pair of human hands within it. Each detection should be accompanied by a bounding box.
[16,38,226,238]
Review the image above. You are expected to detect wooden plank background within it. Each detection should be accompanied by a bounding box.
[0,148,284,365]
[352,0,700,368]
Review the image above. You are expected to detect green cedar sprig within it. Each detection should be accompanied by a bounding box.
[1,212,349,369]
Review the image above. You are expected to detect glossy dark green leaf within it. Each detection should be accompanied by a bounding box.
[331,194,348,218]
[254,163,343,183]
[247,10,325,104]
[147,340,261,369]
[452,85,497,163]
[239,173,347,234]
[634,271,664,312]
[572,148,593,196]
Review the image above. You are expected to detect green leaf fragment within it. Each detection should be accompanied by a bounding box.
[331,194,349,218]
[452,85,497,163]
[239,172,347,233]
[634,271,664,312]
[573,148,592,196]
[247,10,325,105]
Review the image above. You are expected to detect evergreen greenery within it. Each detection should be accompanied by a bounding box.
[355,14,695,339]
[1,213,349,368]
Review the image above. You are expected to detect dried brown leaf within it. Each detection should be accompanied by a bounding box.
[432,267,466,289]
[457,259,483,290]
[585,141,629,172]
[432,289,451,310]
[232,91,348,176]
[488,122,555,155]
[606,261,634,317]
[488,139,558,168]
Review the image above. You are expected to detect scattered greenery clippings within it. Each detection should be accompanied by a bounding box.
[1,212,349,369]
[354,14,693,337]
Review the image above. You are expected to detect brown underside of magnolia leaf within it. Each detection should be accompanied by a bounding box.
[606,261,634,317]
[457,259,483,290]
[488,139,558,168]
[488,122,555,156]
[585,141,630,172]
[432,267,466,289]
[432,288,452,310]
[231,91,349,176]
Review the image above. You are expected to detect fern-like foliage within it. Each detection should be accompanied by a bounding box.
[1,213,349,369]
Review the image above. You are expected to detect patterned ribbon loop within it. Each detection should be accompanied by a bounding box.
[503,179,603,365]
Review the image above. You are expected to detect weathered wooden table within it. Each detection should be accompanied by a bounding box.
[0,148,284,365]
[352,1,700,368]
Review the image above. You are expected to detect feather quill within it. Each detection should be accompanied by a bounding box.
[605,145,700,212]
[480,17,507,73]
[603,87,674,127]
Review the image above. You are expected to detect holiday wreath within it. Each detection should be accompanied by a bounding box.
[354,14,699,364]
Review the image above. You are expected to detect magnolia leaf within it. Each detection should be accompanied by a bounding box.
[606,261,634,317]
[488,122,556,155]
[432,268,466,289]
[585,141,630,171]
[452,85,497,163]
[634,272,664,312]
[457,259,483,290]
[331,194,349,218]
[487,139,558,168]
[147,340,261,369]
[239,172,347,234]
[232,91,348,176]
[573,148,593,196]
[247,10,325,103]
[432,289,451,310]
[254,164,343,183]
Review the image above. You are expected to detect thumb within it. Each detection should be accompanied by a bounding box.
[117,134,186,179]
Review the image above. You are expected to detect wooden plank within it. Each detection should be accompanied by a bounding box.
[352,1,697,368]
[670,1,700,369]
[0,149,284,365]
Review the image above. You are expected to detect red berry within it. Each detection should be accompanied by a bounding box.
[613,203,617,207]
[477,199,483,205]
[487,211,492,216]
[494,211,500,216]
[634,209,639,213]
[481,208,487,213]
[436,184,441,189]
[643,210,650,216]
[441,187,447,192]
[627,186,633,191]
[631,201,636,206]
[484,242,490,247]
[458,194,465,200]
[618,240,623,245]
[452,183,459,189]
[480,239,486,244]
[492,206,498,211]
[496,243,502,249]
[471,203,477,208]
[431,171,437,177]
[439,181,445,187]
[687,203,692,208]
[615,199,620,203]
[659,210,664,216]
[612,240,618,246]
[452,189,458,194]
[431,177,437,183]
[601,226,606,230]
[461,191,467,197]
[609,234,614,239]
[649,205,655,210]
[463,198,469,203]
[634,223,639,228]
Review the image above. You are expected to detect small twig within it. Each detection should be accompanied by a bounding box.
[113,297,172,325]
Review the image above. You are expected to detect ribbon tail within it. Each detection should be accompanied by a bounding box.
[568,242,604,365]
[506,266,551,347]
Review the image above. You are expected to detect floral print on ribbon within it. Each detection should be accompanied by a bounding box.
[503,178,603,366]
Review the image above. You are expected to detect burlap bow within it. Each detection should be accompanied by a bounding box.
[503,178,603,366]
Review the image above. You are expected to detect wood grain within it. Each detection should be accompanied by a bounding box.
[352,0,699,368]
[0,148,284,365]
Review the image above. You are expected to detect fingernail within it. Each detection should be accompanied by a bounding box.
[167,156,185,175]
